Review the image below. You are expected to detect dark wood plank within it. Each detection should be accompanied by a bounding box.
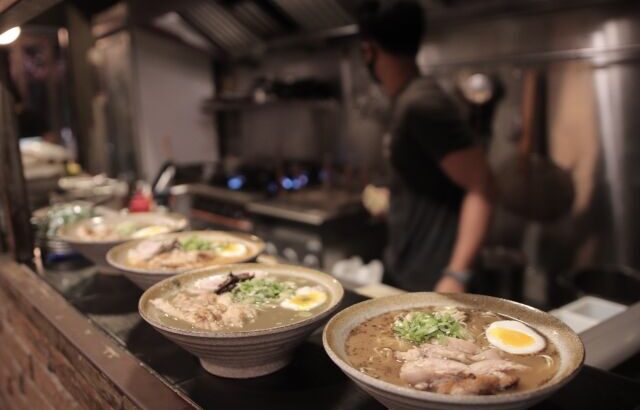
[0,76,34,264]
[0,269,122,409]
[0,256,198,410]
[0,344,55,410]
[0,0,61,32]
[0,309,81,409]
[0,0,19,14]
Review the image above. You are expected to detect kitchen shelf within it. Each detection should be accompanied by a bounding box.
[253,24,358,55]
[202,98,340,112]
[223,25,358,61]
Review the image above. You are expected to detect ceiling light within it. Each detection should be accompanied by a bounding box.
[0,27,21,45]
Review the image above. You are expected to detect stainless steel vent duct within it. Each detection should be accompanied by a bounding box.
[153,12,213,51]
[165,0,355,56]
[231,2,284,38]
[182,1,262,52]
[419,0,634,22]
[272,0,353,31]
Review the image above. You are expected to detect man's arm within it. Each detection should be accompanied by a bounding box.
[434,146,494,292]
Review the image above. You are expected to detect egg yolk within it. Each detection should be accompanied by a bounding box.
[289,294,318,307]
[488,327,534,347]
[220,243,244,252]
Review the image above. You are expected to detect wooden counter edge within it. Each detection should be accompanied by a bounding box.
[0,255,199,410]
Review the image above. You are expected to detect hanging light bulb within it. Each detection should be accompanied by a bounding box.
[0,27,21,45]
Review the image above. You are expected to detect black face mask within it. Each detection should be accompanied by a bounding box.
[366,49,380,84]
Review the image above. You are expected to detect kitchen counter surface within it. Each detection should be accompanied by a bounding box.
[1,256,639,409]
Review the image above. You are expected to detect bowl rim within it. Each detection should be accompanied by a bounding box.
[106,230,266,275]
[139,262,345,338]
[32,202,119,236]
[57,212,188,245]
[322,292,585,405]
[32,200,95,221]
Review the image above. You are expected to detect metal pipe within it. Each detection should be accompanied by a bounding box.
[424,43,640,71]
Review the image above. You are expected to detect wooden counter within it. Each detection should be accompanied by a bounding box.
[0,255,195,410]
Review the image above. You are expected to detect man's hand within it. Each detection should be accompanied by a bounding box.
[434,275,465,293]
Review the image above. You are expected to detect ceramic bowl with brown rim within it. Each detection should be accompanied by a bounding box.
[107,230,265,289]
[58,212,187,274]
[139,263,344,378]
[323,292,584,410]
[32,201,118,256]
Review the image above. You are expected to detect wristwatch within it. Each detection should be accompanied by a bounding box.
[443,269,472,286]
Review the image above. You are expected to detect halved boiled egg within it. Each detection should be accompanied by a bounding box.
[131,225,171,239]
[280,286,327,311]
[486,320,546,355]
[216,242,248,258]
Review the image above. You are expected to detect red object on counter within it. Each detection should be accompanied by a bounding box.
[128,191,152,212]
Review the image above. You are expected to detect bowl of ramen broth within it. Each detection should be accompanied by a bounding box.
[323,292,584,410]
[140,263,344,378]
[107,230,265,289]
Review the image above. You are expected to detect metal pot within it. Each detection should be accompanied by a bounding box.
[496,69,575,223]
[558,266,640,305]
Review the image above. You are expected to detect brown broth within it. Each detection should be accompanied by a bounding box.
[345,308,559,393]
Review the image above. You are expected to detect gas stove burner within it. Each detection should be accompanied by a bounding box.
[279,173,311,191]
[209,160,326,196]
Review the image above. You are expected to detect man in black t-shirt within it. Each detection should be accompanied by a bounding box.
[358,1,494,292]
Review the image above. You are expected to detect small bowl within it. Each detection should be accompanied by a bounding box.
[32,201,118,256]
[323,292,584,410]
[58,212,187,274]
[139,263,344,378]
[107,230,265,289]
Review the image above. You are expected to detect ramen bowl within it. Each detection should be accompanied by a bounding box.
[32,201,118,257]
[323,293,584,410]
[107,230,265,289]
[58,212,187,274]
[139,263,344,378]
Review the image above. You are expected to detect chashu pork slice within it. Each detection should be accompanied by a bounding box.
[435,374,502,395]
[470,348,503,362]
[442,337,481,355]
[468,359,529,374]
[396,343,473,363]
[399,358,468,385]
[468,359,530,390]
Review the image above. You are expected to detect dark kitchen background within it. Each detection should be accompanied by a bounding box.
[2,0,640,308]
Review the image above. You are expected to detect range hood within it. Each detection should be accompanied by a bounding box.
[420,0,633,22]
[151,0,355,58]
[148,0,632,58]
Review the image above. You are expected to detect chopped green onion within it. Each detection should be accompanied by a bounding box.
[179,235,214,251]
[393,311,468,345]
[231,278,293,305]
